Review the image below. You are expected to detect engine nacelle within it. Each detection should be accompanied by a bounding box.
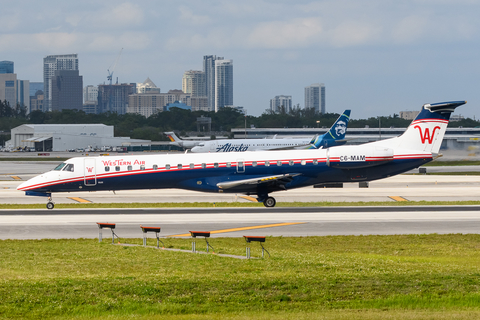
[327,146,394,169]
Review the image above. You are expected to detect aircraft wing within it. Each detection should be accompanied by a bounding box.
[217,173,301,190]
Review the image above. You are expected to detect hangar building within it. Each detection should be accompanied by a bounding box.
[8,124,150,152]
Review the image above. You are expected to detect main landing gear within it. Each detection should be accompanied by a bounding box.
[263,197,276,208]
[46,196,55,210]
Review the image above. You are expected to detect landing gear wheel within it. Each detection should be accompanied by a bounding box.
[263,197,276,208]
[46,202,54,210]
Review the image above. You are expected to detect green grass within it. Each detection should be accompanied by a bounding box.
[1,235,480,319]
[2,200,480,210]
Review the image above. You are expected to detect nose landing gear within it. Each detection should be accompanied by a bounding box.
[46,196,55,210]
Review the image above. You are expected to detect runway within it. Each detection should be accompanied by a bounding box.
[2,174,480,205]
[1,206,480,240]
[1,159,480,240]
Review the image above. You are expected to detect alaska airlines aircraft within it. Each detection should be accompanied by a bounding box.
[18,101,465,209]
[190,110,351,153]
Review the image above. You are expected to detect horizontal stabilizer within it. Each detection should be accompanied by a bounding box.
[424,101,466,113]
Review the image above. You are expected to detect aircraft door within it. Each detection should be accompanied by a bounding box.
[236,158,245,173]
[84,158,97,186]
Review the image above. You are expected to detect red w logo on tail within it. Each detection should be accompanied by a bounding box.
[414,125,441,144]
[86,167,94,173]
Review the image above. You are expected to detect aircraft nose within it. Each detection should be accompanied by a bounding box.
[16,174,45,191]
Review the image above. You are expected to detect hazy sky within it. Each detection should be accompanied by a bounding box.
[1,0,479,119]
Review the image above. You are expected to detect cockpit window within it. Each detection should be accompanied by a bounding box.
[54,163,67,171]
[63,164,74,172]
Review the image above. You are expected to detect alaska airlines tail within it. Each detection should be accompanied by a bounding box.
[307,110,351,149]
[385,101,466,154]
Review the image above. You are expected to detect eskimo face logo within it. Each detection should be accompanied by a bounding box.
[414,125,441,144]
[335,121,347,136]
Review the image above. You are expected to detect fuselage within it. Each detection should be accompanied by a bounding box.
[17,144,432,196]
[190,137,313,153]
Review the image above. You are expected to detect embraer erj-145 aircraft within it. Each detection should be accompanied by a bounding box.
[18,101,465,209]
[190,110,351,152]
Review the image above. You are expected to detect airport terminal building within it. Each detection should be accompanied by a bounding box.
[8,124,150,152]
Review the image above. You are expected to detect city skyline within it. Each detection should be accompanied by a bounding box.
[1,1,479,119]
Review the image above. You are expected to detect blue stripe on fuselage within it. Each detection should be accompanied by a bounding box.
[34,156,431,194]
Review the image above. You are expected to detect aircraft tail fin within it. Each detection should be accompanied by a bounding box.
[165,131,181,143]
[385,101,466,154]
[309,110,351,149]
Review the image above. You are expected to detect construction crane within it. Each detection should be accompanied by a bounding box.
[107,48,123,86]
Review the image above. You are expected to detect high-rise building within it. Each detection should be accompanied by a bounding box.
[127,90,194,117]
[203,55,223,111]
[214,59,233,112]
[16,79,30,112]
[0,73,30,112]
[270,95,292,113]
[83,85,98,104]
[83,85,99,114]
[182,70,206,97]
[0,73,17,107]
[43,54,79,111]
[304,83,325,114]
[30,90,44,113]
[137,78,160,94]
[51,70,83,111]
[29,82,44,97]
[97,83,135,114]
[0,61,14,74]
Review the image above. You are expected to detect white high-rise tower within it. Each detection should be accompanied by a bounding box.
[305,83,325,114]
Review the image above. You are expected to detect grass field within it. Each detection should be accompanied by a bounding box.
[1,235,480,319]
[1,200,480,210]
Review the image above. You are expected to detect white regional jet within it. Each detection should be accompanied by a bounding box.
[18,101,465,209]
[190,110,351,153]
[165,132,205,149]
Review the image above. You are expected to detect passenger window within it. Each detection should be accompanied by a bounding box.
[178,164,183,169]
[165,164,170,170]
[313,159,318,165]
[301,160,306,166]
[115,166,120,171]
[202,163,206,169]
[277,160,282,166]
[63,164,74,172]
[153,165,158,170]
[252,161,257,167]
[128,165,132,171]
[105,166,110,172]
[265,161,270,167]
[289,160,294,166]
[140,165,145,171]
[190,163,194,169]
[214,163,219,168]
